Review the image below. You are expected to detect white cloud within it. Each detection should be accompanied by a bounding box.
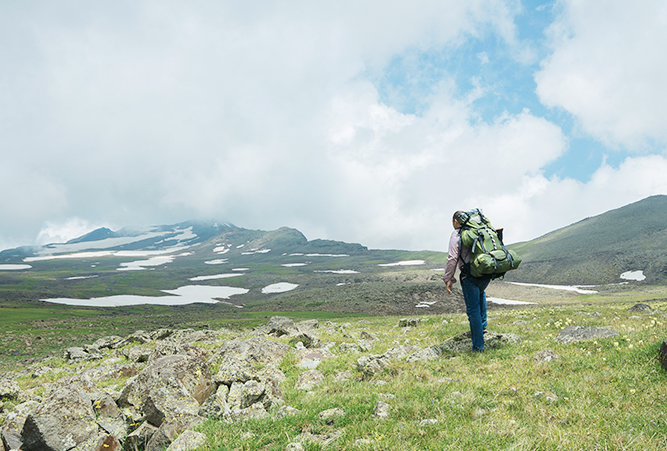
[535,0,667,149]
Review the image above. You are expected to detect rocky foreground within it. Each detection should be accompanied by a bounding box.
[0,314,630,451]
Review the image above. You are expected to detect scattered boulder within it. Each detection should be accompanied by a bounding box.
[0,380,20,401]
[21,384,98,451]
[406,345,442,362]
[1,401,39,451]
[629,303,652,312]
[165,430,207,451]
[533,349,561,364]
[439,330,520,353]
[319,408,345,424]
[118,354,215,412]
[124,422,158,451]
[266,316,296,336]
[64,346,102,361]
[399,318,420,328]
[295,370,324,391]
[555,326,618,344]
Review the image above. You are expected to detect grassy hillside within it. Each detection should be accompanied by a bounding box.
[507,195,667,285]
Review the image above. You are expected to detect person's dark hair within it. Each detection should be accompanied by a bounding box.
[453,210,464,221]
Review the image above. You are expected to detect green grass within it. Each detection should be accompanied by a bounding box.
[190,301,667,450]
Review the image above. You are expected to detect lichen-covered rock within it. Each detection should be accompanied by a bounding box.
[64,346,102,361]
[142,381,202,427]
[145,415,203,451]
[439,330,521,353]
[1,400,39,451]
[118,355,215,411]
[555,326,618,344]
[165,430,206,451]
[533,349,561,364]
[21,384,98,451]
[0,380,20,402]
[124,422,158,451]
[406,345,441,362]
[295,370,324,391]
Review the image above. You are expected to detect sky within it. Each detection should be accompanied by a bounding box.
[2,0,667,253]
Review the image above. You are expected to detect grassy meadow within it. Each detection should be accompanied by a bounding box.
[2,283,667,450]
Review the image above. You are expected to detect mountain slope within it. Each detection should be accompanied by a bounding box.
[507,195,667,284]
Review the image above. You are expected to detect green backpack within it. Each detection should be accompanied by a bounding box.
[456,209,521,279]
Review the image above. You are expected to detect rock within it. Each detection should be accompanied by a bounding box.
[356,355,391,377]
[126,346,152,363]
[373,401,391,419]
[294,431,343,448]
[0,380,20,401]
[286,443,305,451]
[118,355,215,411]
[224,402,270,422]
[339,342,361,353]
[96,416,127,441]
[357,339,373,352]
[64,346,102,361]
[288,332,320,349]
[1,400,39,451]
[142,381,201,427]
[124,330,152,345]
[124,422,158,451]
[360,331,378,341]
[555,326,619,344]
[165,430,206,451]
[295,370,324,391]
[91,335,125,350]
[296,319,319,330]
[296,349,333,369]
[92,393,121,418]
[319,408,345,424]
[147,340,210,364]
[146,415,203,451]
[399,318,420,328]
[198,385,229,419]
[276,406,301,418]
[533,349,561,364]
[629,303,652,312]
[406,345,441,362]
[208,337,293,382]
[333,370,353,383]
[384,344,421,360]
[266,316,296,336]
[21,384,98,451]
[439,330,521,353]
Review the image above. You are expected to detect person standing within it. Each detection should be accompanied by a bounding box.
[442,210,490,352]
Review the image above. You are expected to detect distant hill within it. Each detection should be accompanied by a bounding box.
[507,195,667,285]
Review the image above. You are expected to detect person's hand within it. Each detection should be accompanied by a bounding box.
[444,278,456,295]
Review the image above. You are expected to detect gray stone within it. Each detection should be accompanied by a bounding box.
[399,318,420,328]
[124,422,158,451]
[64,346,102,361]
[406,345,442,362]
[146,415,203,451]
[533,349,561,364]
[276,406,301,418]
[319,408,345,423]
[1,400,39,451]
[295,370,324,391]
[118,355,215,411]
[266,316,296,336]
[165,430,206,451]
[439,330,521,353]
[21,384,98,451]
[0,380,20,401]
[629,303,652,312]
[339,342,361,353]
[288,332,320,348]
[555,326,619,344]
[373,401,391,419]
[142,381,201,427]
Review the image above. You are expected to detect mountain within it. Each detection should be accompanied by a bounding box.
[507,195,667,285]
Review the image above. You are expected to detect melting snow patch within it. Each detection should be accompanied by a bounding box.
[305,253,349,257]
[262,282,299,294]
[41,285,249,307]
[507,282,598,295]
[487,297,537,305]
[117,256,174,271]
[620,270,646,281]
[242,248,271,255]
[189,273,244,281]
[416,301,437,308]
[205,259,228,265]
[0,264,32,270]
[378,260,425,267]
[65,275,98,280]
[314,270,359,274]
[233,268,249,271]
[282,263,308,267]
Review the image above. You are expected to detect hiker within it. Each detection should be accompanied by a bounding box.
[442,210,490,352]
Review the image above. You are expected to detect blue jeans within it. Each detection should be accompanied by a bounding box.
[461,275,490,351]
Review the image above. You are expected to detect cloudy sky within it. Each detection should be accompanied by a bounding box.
[2,0,667,252]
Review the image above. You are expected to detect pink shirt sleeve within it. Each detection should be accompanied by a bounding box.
[443,228,471,283]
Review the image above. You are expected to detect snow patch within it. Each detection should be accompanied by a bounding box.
[42,285,249,307]
[205,259,228,265]
[620,270,646,281]
[378,260,425,267]
[262,282,299,294]
[314,270,359,274]
[0,264,32,270]
[65,275,98,280]
[507,282,598,295]
[189,273,244,281]
[117,256,174,271]
[487,297,537,305]
[282,263,308,267]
